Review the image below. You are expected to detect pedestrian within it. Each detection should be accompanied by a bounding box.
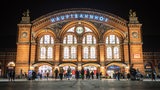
[90,71,94,79]
[75,68,79,80]
[100,72,102,80]
[54,68,59,80]
[46,72,49,80]
[59,67,64,80]
[151,71,156,81]
[86,69,90,79]
[10,70,15,82]
[67,66,71,80]
[96,71,99,79]
[81,67,84,80]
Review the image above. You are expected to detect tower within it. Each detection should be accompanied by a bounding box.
[128,9,144,74]
[16,9,32,75]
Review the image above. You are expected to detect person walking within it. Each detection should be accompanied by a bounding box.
[67,66,71,80]
[81,67,84,80]
[59,67,64,80]
[90,71,94,79]
[75,68,79,80]
[54,68,59,80]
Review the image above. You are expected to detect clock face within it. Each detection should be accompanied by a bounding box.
[22,32,27,38]
[132,32,138,38]
[76,26,84,34]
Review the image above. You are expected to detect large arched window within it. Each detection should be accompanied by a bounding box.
[106,34,120,60]
[63,27,77,59]
[39,35,54,60]
[82,31,96,59]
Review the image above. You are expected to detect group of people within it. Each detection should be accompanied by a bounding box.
[53,66,102,80]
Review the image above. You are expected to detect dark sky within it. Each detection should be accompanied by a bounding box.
[1,0,159,49]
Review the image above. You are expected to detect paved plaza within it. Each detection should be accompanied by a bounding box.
[0,79,160,90]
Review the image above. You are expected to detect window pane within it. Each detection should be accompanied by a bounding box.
[47,47,53,58]
[40,47,46,59]
[44,35,50,44]
[64,47,69,59]
[83,47,88,58]
[87,35,92,44]
[90,47,96,58]
[85,27,92,32]
[110,35,115,44]
[107,47,112,58]
[71,47,76,58]
[67,35,73,44]
[67,27,75,32]
[114,47,119,58]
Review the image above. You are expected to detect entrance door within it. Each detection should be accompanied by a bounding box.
[62,66,75,75]
[84,66,97,75]
[38,65,52,78]
[106,65,120,79]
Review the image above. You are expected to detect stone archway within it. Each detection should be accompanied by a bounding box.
[105,62,128,78]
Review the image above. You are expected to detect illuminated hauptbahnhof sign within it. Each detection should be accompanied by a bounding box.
[51,13,108,23]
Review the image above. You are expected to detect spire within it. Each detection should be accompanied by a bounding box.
[129,9,139,24]
[20,9,31,24]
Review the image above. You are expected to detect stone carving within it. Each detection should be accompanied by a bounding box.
[23,9,30,17]
[129,9,136,17]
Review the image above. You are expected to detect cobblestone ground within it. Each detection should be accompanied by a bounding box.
[0,79,160,90]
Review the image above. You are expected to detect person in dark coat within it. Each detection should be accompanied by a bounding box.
[75,68,79,80]
[81,68,84,80]
[59,67,64,80]
[54,68,59,80]
[90,71,94,79]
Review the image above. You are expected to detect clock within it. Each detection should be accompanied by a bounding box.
[76,26,84,34]
[132,32,138,38]
[21,32,27,38]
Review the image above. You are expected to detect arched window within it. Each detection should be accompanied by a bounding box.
[63,27,77,60]
[106,34,120,60]
[39,35,54,60]
[82,33,96,59]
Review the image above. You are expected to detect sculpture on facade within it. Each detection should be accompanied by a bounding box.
[23,9,30,17]
[129,9,136,17]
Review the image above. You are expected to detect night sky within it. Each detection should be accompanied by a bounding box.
[1,0,159,50]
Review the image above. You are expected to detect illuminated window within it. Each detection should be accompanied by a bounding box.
[106,35,120,60]
[90,47,96,58]
[83,47,89,59]
[64,47,69,59]
[47,47,53,58]
[63,28,77,59]
[82,34,96,59]
[71,47,76,58]
[39,35,54,60]
[107,47,112,58]
[63,35,77,44]
[40,47,46,59]
[114,47,119,58]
